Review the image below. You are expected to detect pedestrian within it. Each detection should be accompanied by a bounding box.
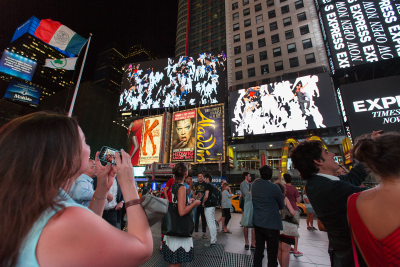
[202,173,217,246]
[0,112,153,267]
[347,132,400,267]
[215,179,227,229]
[240,172,256,250]
[162,163,201,267]
[184,174,193,198]
[303,189,316,230]
[221,183,233,233]
[192,172,207,239]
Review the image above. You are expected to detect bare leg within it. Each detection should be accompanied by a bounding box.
[131,136,139,159]
[281,242,291,267]
[244,227,249,244]
[294,237,298,252]
[310,213,314,227]
[306,214,311,227]
[221,217,226,231]
[169,263,182,267]
[278,241,283,267]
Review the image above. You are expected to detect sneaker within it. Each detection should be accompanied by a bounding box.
[293,251,303,257]
[193,232,198,239]
[203,233,208,239]
[204,242,216,247]
[290,247,294,253]
[245,244,250,250]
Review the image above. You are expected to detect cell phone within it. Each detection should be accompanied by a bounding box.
[98,146,121,165]
[194,193,203,200]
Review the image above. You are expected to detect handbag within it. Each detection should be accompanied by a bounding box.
[161,184,194,237]
[281,206,299,225]
[281,221,299,237]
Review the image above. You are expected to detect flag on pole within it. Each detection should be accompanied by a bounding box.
[34,19,87,56]
[44,57,78,70]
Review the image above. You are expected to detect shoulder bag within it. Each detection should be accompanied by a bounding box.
[280,206,300,237]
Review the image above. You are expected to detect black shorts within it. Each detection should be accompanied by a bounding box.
[221,209,226,217]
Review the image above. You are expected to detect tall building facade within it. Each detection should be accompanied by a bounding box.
[175,0,227,57]
[225,0,328,90]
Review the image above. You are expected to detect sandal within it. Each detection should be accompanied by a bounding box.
[223,230,232,234]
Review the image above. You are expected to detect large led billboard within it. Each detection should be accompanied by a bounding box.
[119,51,226,111]
[316,0,400,74]
[4,80,42,105]
[340,75,400,139]
[0,50,37,81]
[230,72,341,137]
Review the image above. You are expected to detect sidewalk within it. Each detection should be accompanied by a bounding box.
[141,210,330,267]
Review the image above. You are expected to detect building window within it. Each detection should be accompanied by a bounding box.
[270,21,278,31]
[244,8,250,16]
[287,43,296,53]
[244,19,251,27]
[245,30,252,39]
[248,67,256,77]
[283,17,292,26]
[271,34,280,44]
[285,29,294,39]
[258,38,266,48]
[247,54,255,64]
[300,25,310,35]
[281,5,290,14]
[249,81,257,87]
[305,53,316,64]
[236,70,243,80]
[295,0,304,9]
[234,34,240,43]
[268,10,276,19]
[302,38,312,49]
[267,0,274,7]
[233,23,240,31]
[260,51,268,61]
[280,0,287,2]
[211,40,218,46]
[233,12,239,21]
[273,47,282,57]
[234,46,241,54]
[232,2,239,10]
[275,61,284,71]
[255,3,262,12]
[235,58,242,67]
[257,26,265,35]
[261,64,269,74]
[246,42,253,51]
[254,15,262,24]
[297,12,307,22]
[289,57,299,68]
[243,0,250,6]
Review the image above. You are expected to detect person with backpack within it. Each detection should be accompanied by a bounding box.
[202,173,220,247]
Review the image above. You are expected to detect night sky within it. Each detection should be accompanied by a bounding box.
[0,0,179,81]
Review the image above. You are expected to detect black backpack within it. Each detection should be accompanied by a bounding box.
[208,186,222,207]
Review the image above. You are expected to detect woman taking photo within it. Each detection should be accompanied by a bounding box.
[0,112,153,267]
[221,183,233,233]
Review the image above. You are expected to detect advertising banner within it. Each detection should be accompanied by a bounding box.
[228,146,234,169]
[340,75,400,139]
[4,80,42,105]
[127,119,143,166]
[196,104,225,163]
[161,112,172,164]
[171,110,197,162]
[261,152,266,166]
[139,115,164,165]
[0,50,37,81]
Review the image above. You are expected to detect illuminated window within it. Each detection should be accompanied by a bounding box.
[271,34,280,44]
[261,64,269,74]
[283,17,292,26]
[297,12,307,22]
[248,67,255,77]
[289,57,299,68]
[247,54,254,64]
[260,51,268,61]
[235,58,242,67]
[245,30,252,39]
[275,61,284,71]
[302,38,312,49]
[273,47,281,57]
[300,25,310,35]
[305,53,316,64]
[287,43,296,53]
[270,21,278,31]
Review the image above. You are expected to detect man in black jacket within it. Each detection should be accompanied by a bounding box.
[290,140,368,267]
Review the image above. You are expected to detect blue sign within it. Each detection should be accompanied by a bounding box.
[152,182,157,191]
[4,80,42,105]
[0,50,37,81]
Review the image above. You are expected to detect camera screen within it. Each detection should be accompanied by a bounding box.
[99,147,119,165]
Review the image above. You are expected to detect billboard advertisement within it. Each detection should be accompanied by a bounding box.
[340,75,400,139]
[170,110,197,162]
[0,50,37,81]
[316,0,400,74]
[139,115,164,165]
[196,104,225,163]
[119,51,226,111]
[161,112,172,164]
[4,80,42,105]
[127,119,143,166]
[230,72,341,137]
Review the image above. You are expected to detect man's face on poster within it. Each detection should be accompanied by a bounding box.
[176,119,194,144]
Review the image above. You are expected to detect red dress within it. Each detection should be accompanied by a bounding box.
[347,192,400,266]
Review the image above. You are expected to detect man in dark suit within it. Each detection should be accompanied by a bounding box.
[252,165,285,267]
[290,140,369,267]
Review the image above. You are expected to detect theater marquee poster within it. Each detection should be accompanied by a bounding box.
[139,114,164,165]
[196,104,225,163]
[170,110,197,162]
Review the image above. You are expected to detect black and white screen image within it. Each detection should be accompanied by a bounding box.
[230,72,341,136]
[119,52,226,111]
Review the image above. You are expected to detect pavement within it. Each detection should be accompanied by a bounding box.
[141,210,330,267]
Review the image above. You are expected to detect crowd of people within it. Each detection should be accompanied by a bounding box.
[0,110,398,267]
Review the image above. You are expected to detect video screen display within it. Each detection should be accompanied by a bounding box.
[230,72,341,137]
[133,166,146,177]
[4,80,42,105]
[316,0,400,74]
[0,50,37,81]
[340,75,400,139]
[119,51,226,111]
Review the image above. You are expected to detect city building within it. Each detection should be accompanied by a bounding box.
[225,0,328,90]
[175,0,227,57]
[126,44,160,63]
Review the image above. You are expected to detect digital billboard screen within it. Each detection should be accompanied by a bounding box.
[316,0,400,74]
[119,51,226,111]
[133,166,146,177]
[0,50,37,81]
[340,75,400,139]
[4,80,42,105]
[230,72,341,137]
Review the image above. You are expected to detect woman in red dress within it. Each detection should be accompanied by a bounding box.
[348,131,400,266]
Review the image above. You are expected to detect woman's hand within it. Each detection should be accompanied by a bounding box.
[189,198,195,204]
[94,151,115,196]
[111,150,137,199]
[193,200,201,207]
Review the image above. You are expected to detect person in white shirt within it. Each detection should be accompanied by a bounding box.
[103,176,124,227]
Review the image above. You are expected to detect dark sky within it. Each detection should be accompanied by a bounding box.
[0,0,179,81]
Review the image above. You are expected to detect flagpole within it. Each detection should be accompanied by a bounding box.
[68,33,92,117]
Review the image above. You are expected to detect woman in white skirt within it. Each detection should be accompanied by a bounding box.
[162,163,201,267]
